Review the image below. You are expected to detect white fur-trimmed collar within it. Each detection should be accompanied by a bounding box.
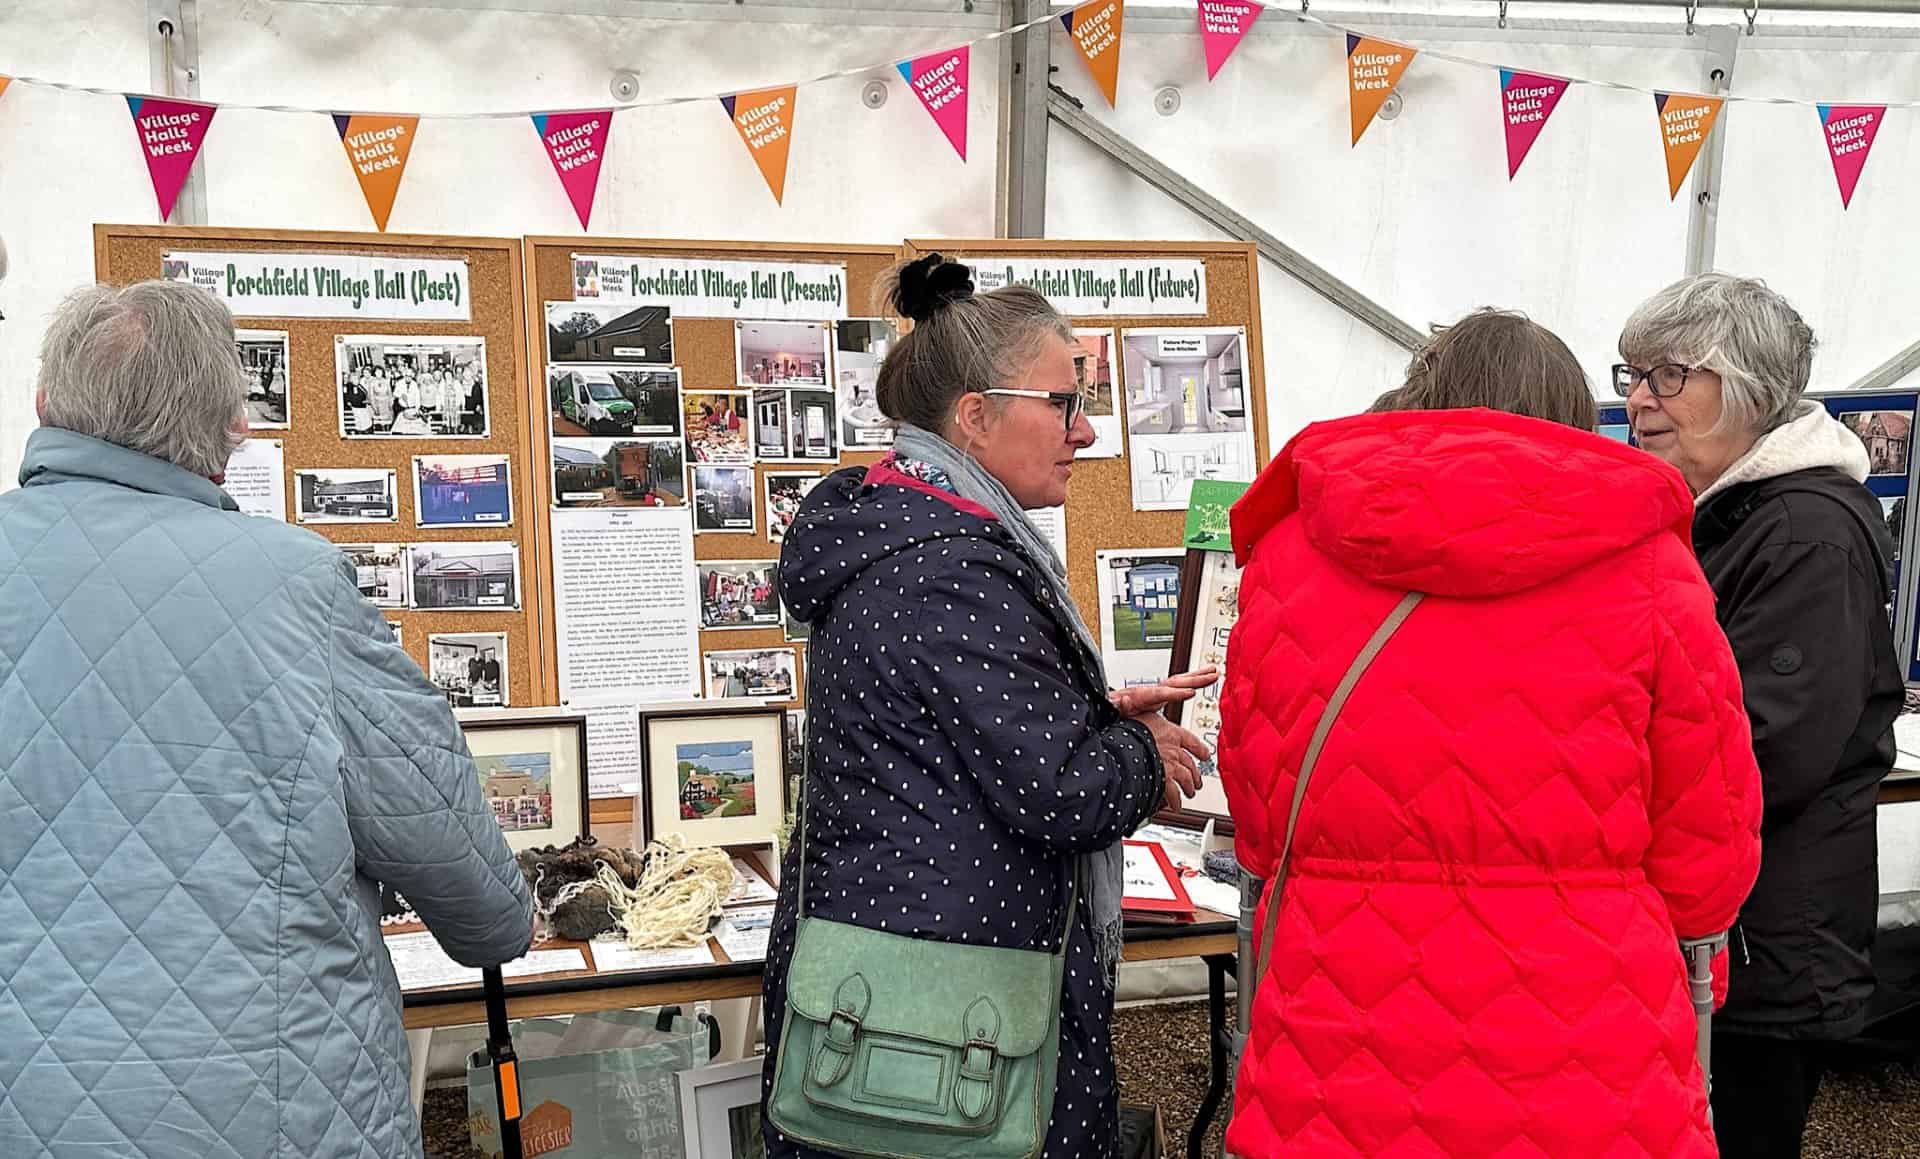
[1694,399,1871,508]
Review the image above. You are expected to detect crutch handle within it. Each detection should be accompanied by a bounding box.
[1678,932,1727,1121]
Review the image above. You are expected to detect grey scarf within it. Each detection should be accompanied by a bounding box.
[892,424,1130,978]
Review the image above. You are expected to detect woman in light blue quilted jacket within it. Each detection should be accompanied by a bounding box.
[0,281,534,1159]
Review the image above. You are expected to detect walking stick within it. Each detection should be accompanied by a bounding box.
[482,966,525,1159]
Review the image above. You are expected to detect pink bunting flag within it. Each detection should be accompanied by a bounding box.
[532,110,614,229]
[1500,69,1569,179]
[1197,1,1264,81]
[1818,104,1885,209]
[125,96,215,219]
[898,46,969,161]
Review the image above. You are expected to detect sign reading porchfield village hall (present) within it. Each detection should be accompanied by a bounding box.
[968,258,1208,316]
[162,251,472,321]
[569,254,848,320]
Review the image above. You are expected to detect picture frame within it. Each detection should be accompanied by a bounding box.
[640,704,788,848]
[677,1056,768,1159]
[456,709,590,853]
[1161,546,1241,832]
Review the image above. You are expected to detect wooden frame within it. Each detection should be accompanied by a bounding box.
[1162,546,1239,833]
[456,707,591,852]
[638,702,790,848]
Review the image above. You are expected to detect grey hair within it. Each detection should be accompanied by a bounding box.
[38,281,247,477]
[1618,273,1816,435]
[872,268,1075,434]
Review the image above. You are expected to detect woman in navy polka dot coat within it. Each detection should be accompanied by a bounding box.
[760,258,1207,1158]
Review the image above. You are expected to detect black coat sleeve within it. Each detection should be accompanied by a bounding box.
[897,542,1164,854]
[1720,538,1882,835]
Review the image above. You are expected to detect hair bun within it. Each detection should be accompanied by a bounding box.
[892,253,974,323]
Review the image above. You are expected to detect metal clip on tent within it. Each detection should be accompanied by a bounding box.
[1745,0,1761,33]
[1679,932,1728,1121]
[483,966,526,1159]
[1686,0,1700,33]
[1499,0,1511,28]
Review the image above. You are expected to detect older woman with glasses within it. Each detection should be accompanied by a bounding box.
[1616,274,1902,1159]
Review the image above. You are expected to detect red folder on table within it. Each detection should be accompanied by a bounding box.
[1122,840,1196,923]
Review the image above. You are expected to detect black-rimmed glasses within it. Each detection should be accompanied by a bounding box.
[1612,363,1697,399]
[982,389,1087,431]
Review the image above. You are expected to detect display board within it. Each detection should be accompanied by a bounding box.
[93,225,543,707]
[905,239,1271,627]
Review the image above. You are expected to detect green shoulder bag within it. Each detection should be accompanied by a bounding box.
[767,775,1073,1159]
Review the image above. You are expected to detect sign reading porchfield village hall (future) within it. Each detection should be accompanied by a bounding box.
[969,258,1209,316]
[163,252,472,321]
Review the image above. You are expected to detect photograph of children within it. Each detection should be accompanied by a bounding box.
[1121,328,1256,510]
[548,366,683,438]
[836,319,898,448]
[676,740,758,821]
[336,336,489,438]
[428,631,508,708]
[477,752,553,834]
[546,302,673,366]
[1072,328,1122,460]
[235,329,290,429]
[413,454,513,527]
[686,391,752,464]
[737,321,831,387]
[1840,409,1913,477]
[765,472,823,546]
[1096,549,1185,690]
[698,560,781,629]
[693,465,756,534]
[294,468,397,525]
[704,647,798,700]
[341,543,409,608]
[407,542,521,610]
[551,438,686,508]
[752,389,837,463]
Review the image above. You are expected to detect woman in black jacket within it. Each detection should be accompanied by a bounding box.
[1616,274,1903,1158]
[759,256,1208,1158]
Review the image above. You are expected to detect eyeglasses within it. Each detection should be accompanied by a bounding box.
[982,389,1087,431]
[1612,363,1697,399]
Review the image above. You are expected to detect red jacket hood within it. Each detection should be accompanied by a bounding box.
[1230,408,1696,598]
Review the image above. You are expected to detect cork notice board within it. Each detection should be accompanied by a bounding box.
[523,237,901,713]
[93,225,544,703]
[905,239,1270,620]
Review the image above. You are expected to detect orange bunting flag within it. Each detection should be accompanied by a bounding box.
[721,86,797,204]
[1347,35,1416,146]
[0,76,10,102]
[1654,92,1723,199]
[334,113,419,232]
[1061,0,1125,108]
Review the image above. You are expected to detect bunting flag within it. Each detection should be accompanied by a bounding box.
[721,86,797,204]
[1198,2,1263,82]
[125,96,215,220]
[1819,104,1885,209]
[532,110,613,229]
[1061,0,1125,108]
[1654,92,1723,200]
[898,46,969,161]
[334,113,419,231]
[0,76,11,101]
[1347,35,1415,145]
[1500,70,1569,179]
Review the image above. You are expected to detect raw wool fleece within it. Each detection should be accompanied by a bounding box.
[1219,409,1763,1158]
[517,837,651,942]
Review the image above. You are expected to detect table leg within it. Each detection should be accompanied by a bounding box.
[1188,954,1232,1159]
[407,1027,434,1112]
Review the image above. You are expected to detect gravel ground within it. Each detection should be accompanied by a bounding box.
[423,1000,1920,1158]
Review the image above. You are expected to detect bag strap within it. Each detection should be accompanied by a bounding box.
[1252,591,1423,990]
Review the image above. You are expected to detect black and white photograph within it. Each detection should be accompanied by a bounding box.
[836,318,897,448]
[412,454,513,527]
[548,365,683,438]
[551,437,685,508]
[765,472,822,546]
[1121,327,1256,511]
[693,465,756,534]
[1840,409,1914,477]
[235,329,290,429]
[407,542,521,611]
[704,647,798,700]
[341,543,409,608]
[428,631,508,708]
[336,335,489,438]
[387,621,403,646]
[752,388,837,462]
[546,302,674,366]
[737,321,830,387]
[294,468,397,525]
[697,560,781,629]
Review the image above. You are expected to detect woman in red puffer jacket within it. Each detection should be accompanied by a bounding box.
[1219,310,1763,1157]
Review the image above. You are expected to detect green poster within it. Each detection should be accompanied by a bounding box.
[1183,479,1249,551]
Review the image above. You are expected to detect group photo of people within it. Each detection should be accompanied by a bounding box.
[336,336,491,438]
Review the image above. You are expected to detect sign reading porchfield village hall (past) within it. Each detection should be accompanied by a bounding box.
[163,251,472,321]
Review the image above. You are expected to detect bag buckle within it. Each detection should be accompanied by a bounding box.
[826,1008,862,1049]
[954,999,1001,1120]
[810,975,871,1090]
[959,1039,995,1082]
